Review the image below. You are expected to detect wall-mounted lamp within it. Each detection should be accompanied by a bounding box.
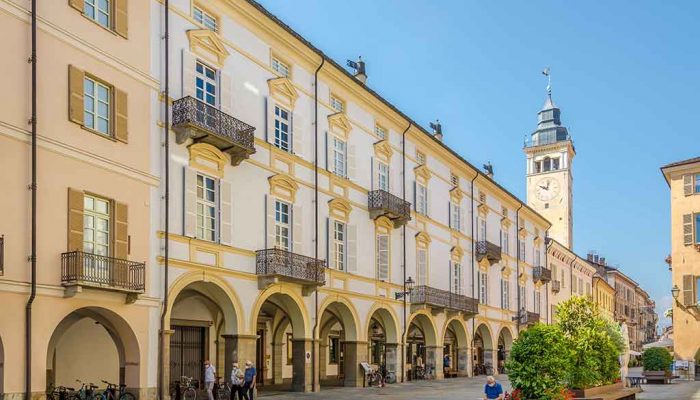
[395,276,415,300]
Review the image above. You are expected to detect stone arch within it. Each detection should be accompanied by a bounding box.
[473,323,495,372]
[250,284,310,338]
[316,295,360,341]
[166,271,243,333]
[365,303,401,376]
[364,303,400,343]
[442,318,470,376]
[406,310,438,345]
[497,326,514,372]
[46,307,140,389]
[406,310,440,377]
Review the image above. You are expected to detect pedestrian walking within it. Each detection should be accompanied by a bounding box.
[230,362,244,400]
[242,360,257,400]
[204,360,216,400]
[483,375,504,400]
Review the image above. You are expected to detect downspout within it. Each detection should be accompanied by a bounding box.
[400,122,411,383]
[25,0,37,397]
[569,255,576,298]
[515,204,523,333]
[544,232,549,323]
[158,1,170,398]
[469,172,478,370]
[311,56,324,392]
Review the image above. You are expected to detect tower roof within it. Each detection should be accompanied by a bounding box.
[527,92,570,147]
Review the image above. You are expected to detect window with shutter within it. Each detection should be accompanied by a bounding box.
[83,76,111,136]
[376,234,389,280]
[417,248,427,286]
[196,174,218,242]
[452,262,462,295]
[378,162,389,191]
[346,224,357,273]
[519,285,526,311]
[696,214,700,245]
[416,183,427,215]
[274,200,291,250]
[333,220,346,271]
[83,194,110,257]
[274,105,291,152]
[684,174,694,196]
[479,271,488,305]
[682,275,696,306]
[332,137,347,177]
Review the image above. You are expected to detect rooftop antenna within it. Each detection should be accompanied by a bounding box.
[347,56,367,83]
[542,67,551,95]
[429,119,443,141]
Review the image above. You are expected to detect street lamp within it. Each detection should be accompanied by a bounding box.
[671,285,680,302]
[395,276,415,300]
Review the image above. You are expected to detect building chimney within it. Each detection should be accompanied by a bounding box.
[594,254,599,263]
[346,57,367,84]
[483,162,494,178]
[587,253,594,262]
[600,257,606,266]
[430,120,443,141]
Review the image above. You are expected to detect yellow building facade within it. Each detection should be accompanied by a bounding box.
[662,157,700,365]
[593,275,616,321]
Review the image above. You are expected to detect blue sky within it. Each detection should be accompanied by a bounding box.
[257,0,700,327]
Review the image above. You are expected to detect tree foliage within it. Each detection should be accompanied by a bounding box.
[642,347,672,372]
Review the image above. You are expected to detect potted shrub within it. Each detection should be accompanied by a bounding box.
[642,347,673,384]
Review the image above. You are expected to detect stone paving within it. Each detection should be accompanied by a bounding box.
[257,376,700,400]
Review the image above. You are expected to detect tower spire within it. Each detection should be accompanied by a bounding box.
[542,67,551,96]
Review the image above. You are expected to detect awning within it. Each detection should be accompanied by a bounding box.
[629,350,642,356]
[642,338,673,350]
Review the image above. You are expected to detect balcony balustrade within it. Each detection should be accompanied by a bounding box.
[61,251,145,294]
[172,96,256,166]
[368,189,411,227]
[475,240,502,265]
[521,310,540,326]
[533,266,552,284]
[255,248,326,287]
[410,285,479,314]
[552,280,561,293]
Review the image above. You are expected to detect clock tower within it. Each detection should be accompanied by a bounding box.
[524,90,576,249]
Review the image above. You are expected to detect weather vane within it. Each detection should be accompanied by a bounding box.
[542,67,551,95]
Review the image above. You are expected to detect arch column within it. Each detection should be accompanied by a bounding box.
[291,338,314,392]
[457,346,470,376]
[341,341,367,387]
[425,345,443,380]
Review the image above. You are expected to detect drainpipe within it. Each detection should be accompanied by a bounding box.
[469,172,478,371]
[569,255,576,298]
[158,1,170,398]
[311,56,324,392]
[400,122,411,383]
[544,232,549,323]
[515,204,523,333]
[25,0,37,397]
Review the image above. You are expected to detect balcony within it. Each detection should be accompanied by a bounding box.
[475,241,502,265]
[520,310,540,326]
[256,248,325,290]
[410,285,479,315]
[61,251,145,297]
[552,280,561,293]
[533,266,552,284]
[172,96,256,166]
[368,189,411,227]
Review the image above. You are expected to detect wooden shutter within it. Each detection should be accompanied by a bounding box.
[347,224,357,273]
[114,0,128,38]
[412,181,417,212]
[265,195,275,248]
[183,167,197,237]
[370,157,375,190]
[324,131,330,170]
[219,71,232,114]
[265,98,275,145]
[683,214,694,245]
[448,202,452,229]
[220,180,232,245]
[182,50,197,98]
[426,184,430,217]
[293,205,303,254]
[376,235,389,280]
[682,275,696,306]
[68,65,85,125]
[67,188,84,251]
[114,87,128,143]
[460,205,467,233]
[327,218,335,269]
[69,0,83,12]
[292,112,304,158]
[417,249,426,285]
[114,201,128,259]
[347,144,356,180]
[684,175,693,196]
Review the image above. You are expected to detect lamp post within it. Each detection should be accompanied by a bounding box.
[671,285,680,303]
[395,276,415,300]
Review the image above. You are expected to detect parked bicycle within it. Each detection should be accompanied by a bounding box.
[366,366,383,387]
[46,384,75,400]
[215,376,230,400]
[100,380,135,400]
[170,376,197,400]
[74,380,106,400]
[473,363,494,376]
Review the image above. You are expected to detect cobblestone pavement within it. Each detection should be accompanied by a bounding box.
[637,381,700,399]
[259,375,512,399]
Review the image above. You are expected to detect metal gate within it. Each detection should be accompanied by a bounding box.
[170,326,206,386]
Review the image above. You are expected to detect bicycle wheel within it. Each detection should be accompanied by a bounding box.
[118,392,136,400]
[184,388,197,400]
[92,393,107,400]
[485,366,494,375]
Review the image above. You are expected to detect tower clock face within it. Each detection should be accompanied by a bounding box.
[535,177,561,201]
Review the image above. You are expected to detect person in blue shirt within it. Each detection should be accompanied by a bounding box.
[483,375,504,400]
[242,360,257,400]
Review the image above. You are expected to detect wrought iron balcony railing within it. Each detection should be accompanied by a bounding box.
[410,285,479,314]
[519,310,540,326]
[475,240,501,265]
[551,280,561,293]
[533,266,552,284]
[368,189,411,227]
[61,251,145,293]
[256,248,325,285]
[172,96,256,166]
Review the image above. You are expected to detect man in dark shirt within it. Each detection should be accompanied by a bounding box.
[242,360,257,400]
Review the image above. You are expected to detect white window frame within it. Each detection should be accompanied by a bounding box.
[193,5,217,31]
[84,0,110,28]
[452,262,462,295]
[417,248,427,286]
[478,217,486,240]
[274,105,291,152]
[450,173,459,187]
[519,285,527,311]
[501,230,509,255]
[416,151,426,165]
[83,194,110,257]
[416,183,428,215]
[378,162,389,191]
[534,291,541,314]
[333,220,345,271]
[271,56,290,77]
[375,124,387,140]
[451,203,461,230]
[195,61,217,106]
[501,278,510,310]
[376,233,389,280]
[479,271,488,305]
[274,200,291,250]
[534,248,541,266]
[330,95,344,113]
[332,136,347,177]
[196,174,218,242]
[519,239,526,261]
[83,76,111,135]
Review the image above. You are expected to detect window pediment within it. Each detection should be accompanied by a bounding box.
[187,29,229,66]
[268,173,299,202]
[189,143,227,178]
[268,77,298,108]
[477,203,489,217]
[328,112,352,136]
[414,164,431,183]
[450,187,463,203]
[328,198,352,222]
[373,139,393,161]
[501,218,512,229]
[415,231,431,247]
[451,245,464,261]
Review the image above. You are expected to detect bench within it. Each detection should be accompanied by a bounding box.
[643,371,673,384]
[575,388,641,400]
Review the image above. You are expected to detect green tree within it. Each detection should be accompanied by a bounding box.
[506,324,569,399]
[642,348,672,372]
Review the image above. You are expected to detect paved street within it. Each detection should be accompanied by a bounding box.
[258,376,700,400]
